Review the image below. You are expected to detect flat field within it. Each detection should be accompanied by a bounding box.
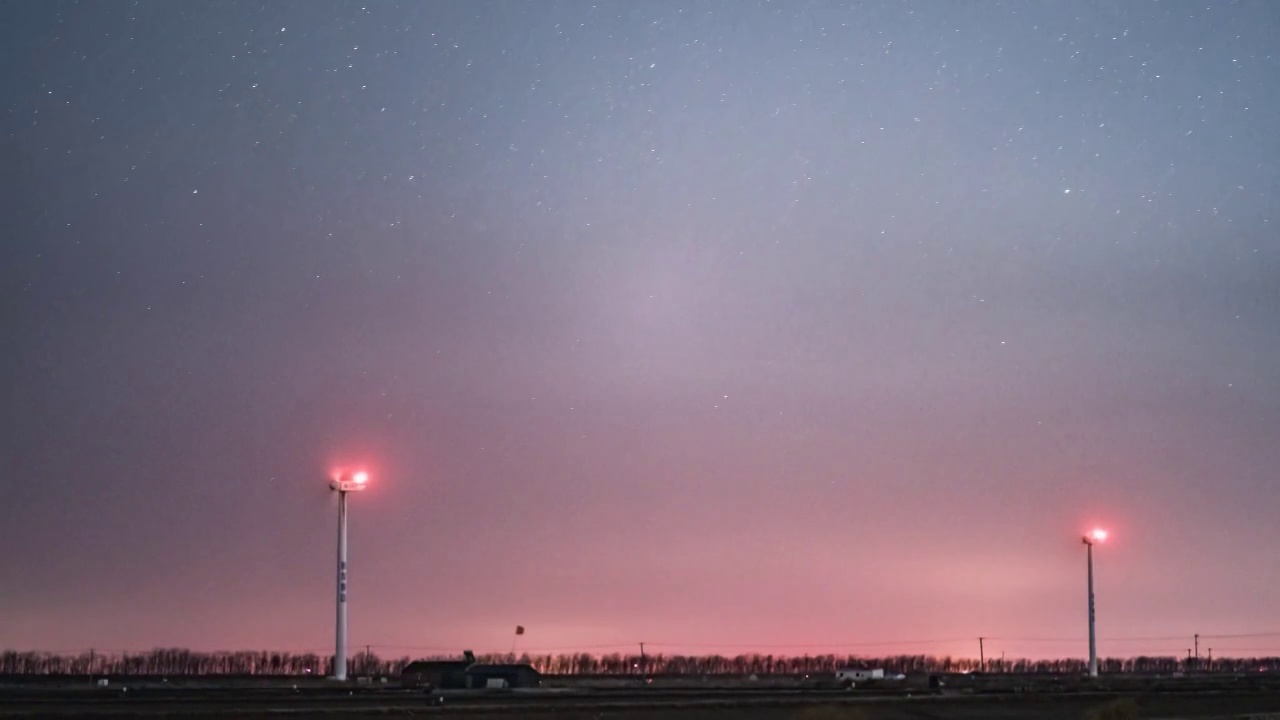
[2,674,1279,719]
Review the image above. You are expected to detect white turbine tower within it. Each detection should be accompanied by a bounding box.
[1082,527,1107,678]
[330,470,368,681]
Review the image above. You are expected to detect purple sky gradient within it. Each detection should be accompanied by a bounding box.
[1,0,1278,661]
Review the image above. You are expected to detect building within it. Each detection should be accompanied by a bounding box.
[400,652,475,690]
[836,668,885,684]
[465,663,541,689]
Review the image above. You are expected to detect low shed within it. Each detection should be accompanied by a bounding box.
[836,668,885,683]
[400,659,474,689]
[465,663,541,689]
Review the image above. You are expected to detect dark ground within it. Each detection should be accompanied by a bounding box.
[3,675,1280,719]
[2,688,1280,719]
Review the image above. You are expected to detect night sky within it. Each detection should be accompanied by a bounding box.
[2,0,1278,661]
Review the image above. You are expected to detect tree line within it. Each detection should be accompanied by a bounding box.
[0,649,403,677]
[519,652,1280,676]
[1,648,1276,676]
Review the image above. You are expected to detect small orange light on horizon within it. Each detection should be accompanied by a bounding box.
[352,471,369,485]
[1090,528,1108,542]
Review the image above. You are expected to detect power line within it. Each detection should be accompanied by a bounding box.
[13,632,1280,658]
[364,642,641,654]
[475,633,1280,652]
[986,635,1191,644]
[643,638,973,650]
[514,644,641,652]
[363,644,465,653]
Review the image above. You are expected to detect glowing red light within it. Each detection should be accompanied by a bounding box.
[1090,528,1108,542]
[352,471,369,485]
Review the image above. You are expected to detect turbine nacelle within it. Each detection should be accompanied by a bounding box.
[330,470,369,493]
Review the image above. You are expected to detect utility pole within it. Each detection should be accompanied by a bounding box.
[1001,651,1005,673]
[1208,648,1212,671]
[639,642,646,677]
[1194,634,1199,663]
[978,637,985,672]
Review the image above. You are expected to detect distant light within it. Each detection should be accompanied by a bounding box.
[353,471,369,485]
[1090,528,1108,542]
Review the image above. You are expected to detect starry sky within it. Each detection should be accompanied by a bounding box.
[2,0,1278,662]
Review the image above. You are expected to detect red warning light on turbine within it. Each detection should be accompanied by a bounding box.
[330,469,370,492]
